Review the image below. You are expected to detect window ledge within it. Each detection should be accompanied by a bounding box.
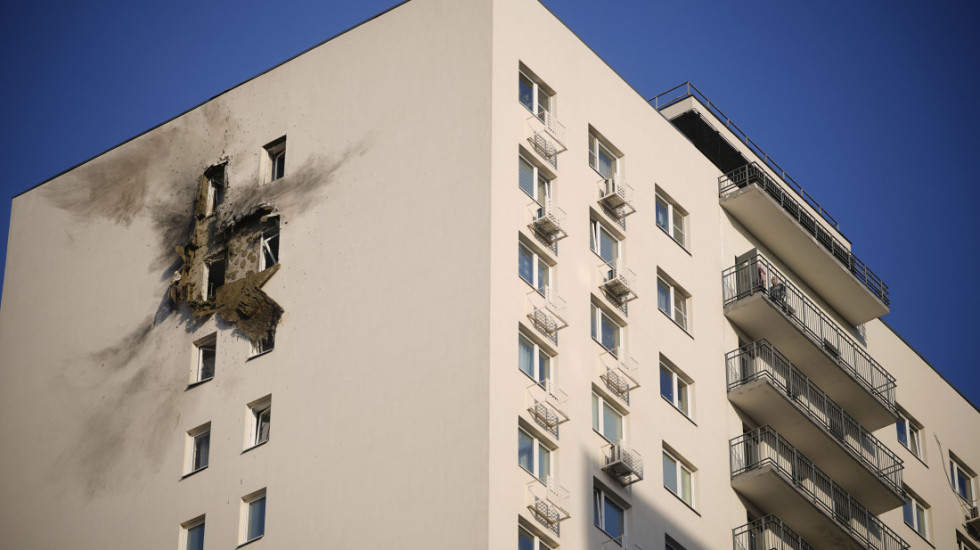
[903,525,934,548]
[657,225,691,256]
[237,535,264,548]
[246,349,274,362]
[658,309,694,340]
[660,396,697,426]
[664,488,700,516]
[180,465,208,480]
[899,445,929,468]
[185,377,214,391]
[242,440,269,455]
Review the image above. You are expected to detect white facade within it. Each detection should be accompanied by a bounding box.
[0,0,978,549]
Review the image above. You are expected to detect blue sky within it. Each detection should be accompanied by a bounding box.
[1,0,978,407]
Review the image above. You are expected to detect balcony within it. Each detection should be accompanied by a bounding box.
[597,261,638,306]
[726,340,904,513]
[720,163,888,324]
[526,475,570,534]
[722,255,897,430]
[528,199,568,251]
[732,515,814,550]
[596,177,636,222]
[526,380,569,436]
[525,287,567,344]
[730,427,909,550]
[525,107,567,168]
[601,441,644,486]
[967,502,980,531]
[597,349,639,404]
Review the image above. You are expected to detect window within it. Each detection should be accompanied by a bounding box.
[518,524,554,550]
[252,333,275,356]
[665,535,687,550]
[518,427,552,480]
[518,155,552,205]
[659,359,690,417]
[896,410,922,459]
[663,449,694,507]
[657,275,689,331]
[902,489,929,539]
[590,219,619,267]
[186,423,210,474]
[205,253,226,301]
[264,137,286,182]
[518,332,551,385]
[593,486,625,543]
[241,489,267,543]
[247,397,271,449]
[592,393,623,443]
[655,190,687,247]
[259,223,280,271]
[590,303,621,355]
[204,164,226,216]
[194,334,216,383]
[180,516,205,550]
[588,131,618,180]
[950,455,975,503]
[518,68,553,120]
[518,242,551,294]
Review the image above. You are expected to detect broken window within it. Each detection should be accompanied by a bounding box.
[205,253,226,301]
[247,397,272,449]
[252,333,274,356]
[204,164,226,215]
[264,137,286,182]
[194,334,216,383]
[260,226,280,270]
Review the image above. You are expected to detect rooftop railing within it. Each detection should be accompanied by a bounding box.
[721,163,889,305]
[731,426,909,550]
[732,515,814,550]
[650,82,842,233]
[726,340,903,495]
[722,255,897,414]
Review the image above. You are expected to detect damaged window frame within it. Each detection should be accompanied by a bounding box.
[192,333,217,385]
[246,396,272,451]
[204,252,227,301]
[264,136,286,183]
[203,163,226,216]
[259,220,280,271]
[250,333,275,358]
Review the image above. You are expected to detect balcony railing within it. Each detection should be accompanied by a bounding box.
[733,515,814,550]
[601,441,644,486]
[726,340,903,496]
[597,177,636,221]
[531,107,566,149]
[598,260,638,305]
[526,287,567,344]
[528,199,568,249]
[527,475,570,533]
[722,255,896,414]
[526,380,569,436]
[598,348,640,404]
[651,82,842,233]
[720,163,889,305]
[731,426,909,550]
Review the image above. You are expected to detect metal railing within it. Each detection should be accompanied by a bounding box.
[722,255,897,414]
[727,340,903,495]
[528,199,567,246]
[597,177,636,221]
[721,163,889,305]
[602,440,644,485]
[527,475,570,534]
[732,515,814,550]
[525,286,567,344]
[598,260,638,305]
[731,427,909,550]
[598,348,640,404]
[650,82,842,233]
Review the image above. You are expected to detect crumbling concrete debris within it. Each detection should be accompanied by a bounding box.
[168,173,283,346]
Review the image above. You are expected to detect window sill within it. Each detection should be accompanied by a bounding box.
[657,225,691,256]
[903,524,934,548]
[247,349,274,362]
[237,535,264,548]
[185,377,214,391]
[658,309,694,339]
[180,465,208,480]
[899,444,929,468]
[660,396,697,426]
[594,526,623,547]
[242,440,269,454]
[664,488,700,516]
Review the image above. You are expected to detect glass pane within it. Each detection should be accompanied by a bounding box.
[186,523,205,550]
[538,444,551,479]
[592,394,599,432]
[658,281,670,314]
[256,409,270,444]
[660,367,673,402]
[681,467,692,504]
[519,157,535,197]
[537,88,550,117]
[896,418,908,448]
[518,429,534,473]
[247,497,266,540]
[537,174,550,203]
[677,380,688,414]
[600,314,617,352]
[194,433,210,470]
[519,74,534,111]
[518,335,535,378]
[915,504,926,535]
[591,304,598,340]
[598,146,614,179]
[598,227,616,264]
[589,137,597,171]
[603,498,624,540]
[910,428,920,457]
[674,294,688,329]
[903,497,914,526]
[537,258,549,293]
[663,454,678,494]
[537,350,550,384]
[672,215,685,244]
[656,197,669,230]
[518,245,534,286]
[602,402,622,442]
[199,347,215,380]
[593,488,601,526]
[958,470,970,499]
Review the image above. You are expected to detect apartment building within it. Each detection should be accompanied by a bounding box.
[0,0,978,549]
